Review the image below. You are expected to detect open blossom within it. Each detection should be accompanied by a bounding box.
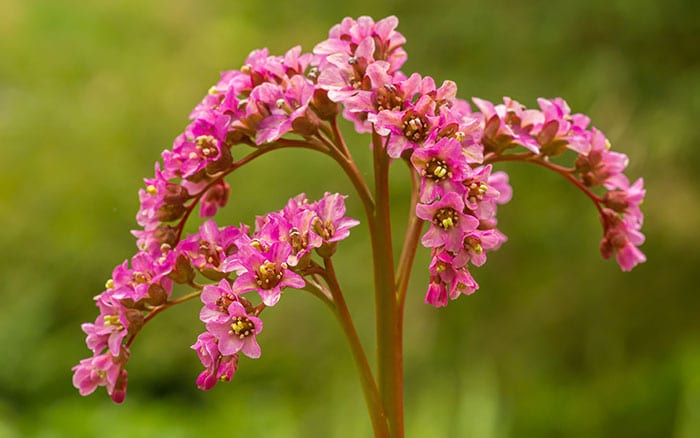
[206,299,263,358]
[411,136,469,203]
[225,241,305,306]
[72,347,129,403]
[416,192,480,253]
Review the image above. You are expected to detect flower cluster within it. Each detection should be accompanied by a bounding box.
[74,15,646,404]
[74,192,359,399]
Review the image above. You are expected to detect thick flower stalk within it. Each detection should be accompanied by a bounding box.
[74,15,646,437]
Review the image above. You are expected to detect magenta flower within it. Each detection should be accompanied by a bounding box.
[206,300,263,359]
[108,250,174,303]
[604,177,645,226]
[472,97,541,154]
[416,192,479,252]
[424,249,479,307]
[191,332,239,391]
[576,128,629,189]
[312,16,408,133]
[311,193,361,243]
[199,279,240,324]
[599,208,646,272]
[72,347,129,403]
[454,228,508,268]
[411,137,469,203]
[375,94,438,158]
[178,220,246,278]
[225,241,305,306]
[82,298,130,356]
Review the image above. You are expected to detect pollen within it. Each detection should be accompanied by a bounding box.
[433,207,459,230]
[402,115,428,142]
[424,158,450,181]
[255,260,283,290]
[229,316,255,339]
[105,279,115,289]
[195,135,218,158]
[464,236,483,254]
[146,185,157,195]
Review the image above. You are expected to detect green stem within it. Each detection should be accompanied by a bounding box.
[371,130,403,437]
[322,258,390,437]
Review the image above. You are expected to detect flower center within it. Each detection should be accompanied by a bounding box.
[229,316,256,339]
[424,158,450,181]
[313,218,336,241]
[465,181,488,204]
[375,84,404,112]
[199,241,222,267]
[433,207,459,229]
[195,135,219,158]
[215,293,236,313]
[402,113,428,143]
[255,260,283,290]
[464,236,483,254]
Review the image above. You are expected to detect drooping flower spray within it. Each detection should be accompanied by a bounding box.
[73,16,646,437]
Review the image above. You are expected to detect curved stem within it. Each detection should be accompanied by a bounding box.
[312,133,375,219]
[176,140,329,240]
[322,258,389,437]
[370,130,403,437]
[484,152,605,216]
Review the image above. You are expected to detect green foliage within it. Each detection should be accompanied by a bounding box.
[1,0,698,436]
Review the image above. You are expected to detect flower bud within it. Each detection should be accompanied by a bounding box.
[206,144,233,175]
[125,309,145,333]
[156,203,186,222]
[146,283,168,306]
[169,253,195,284]
[311,89,340,120]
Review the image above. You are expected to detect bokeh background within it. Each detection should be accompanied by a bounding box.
[1,0,698,436]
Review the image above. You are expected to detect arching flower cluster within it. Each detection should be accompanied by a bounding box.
[74,192,359,400]
[74,15,646,403]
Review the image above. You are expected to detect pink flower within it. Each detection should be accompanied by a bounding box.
[575,129,629,189]
[416,192,479,252]
[108,250,174,303]
[456,228,508,267]
[82,298,130,356]
[424,249,479,307]
[206,300,263,358]
[72,347,129,403]
[199,180,231,218]
[411,137,469,203]
[599,208,646,271]
[473,97,541,154]
[375,94,439,158]
[191,332,238,390]
[178,220,247,278]
[311,193,361,243]
[225,241,305,306]
[603,177,645,226]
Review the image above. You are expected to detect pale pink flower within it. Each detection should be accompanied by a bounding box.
[72,347,129,403]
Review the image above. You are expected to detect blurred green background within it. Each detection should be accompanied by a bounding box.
[1,0,698,436]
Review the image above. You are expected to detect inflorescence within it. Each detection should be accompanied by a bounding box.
[73,16,645,403]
